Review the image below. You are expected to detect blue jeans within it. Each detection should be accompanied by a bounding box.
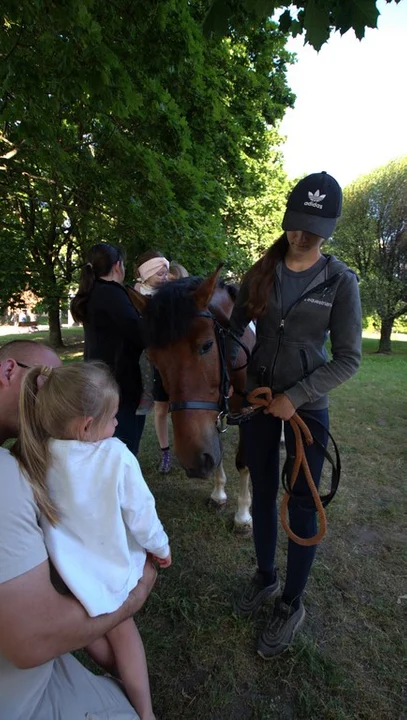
[242,408,329,603]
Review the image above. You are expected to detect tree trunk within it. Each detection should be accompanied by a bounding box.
[377,317,393,353]
[48,302,64,348]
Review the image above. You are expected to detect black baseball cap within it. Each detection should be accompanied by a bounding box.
[282,171,343,240]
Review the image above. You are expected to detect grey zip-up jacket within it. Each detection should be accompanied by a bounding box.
[228,255,362,410]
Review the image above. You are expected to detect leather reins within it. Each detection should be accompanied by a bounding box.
[245,386,341,546]
[152,302,340,547]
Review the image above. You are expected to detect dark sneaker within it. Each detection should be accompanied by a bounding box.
[257,598,305,658]
[159,449,171,474]
[234,570,280,617]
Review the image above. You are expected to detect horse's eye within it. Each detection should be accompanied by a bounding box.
[199,340,213,356]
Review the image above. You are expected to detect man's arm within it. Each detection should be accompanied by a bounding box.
[0,558,156,669]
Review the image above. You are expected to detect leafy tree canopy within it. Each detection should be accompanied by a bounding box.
[331,156,407,353]
[0,0,294,344]
[204,0,401,51]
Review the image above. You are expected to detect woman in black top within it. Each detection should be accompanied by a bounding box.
[71,243,146,455]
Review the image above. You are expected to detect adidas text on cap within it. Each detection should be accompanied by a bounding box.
[282,171,343,240]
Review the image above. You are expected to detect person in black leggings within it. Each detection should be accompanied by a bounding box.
[71,242,146,456]
[228,172,362,657]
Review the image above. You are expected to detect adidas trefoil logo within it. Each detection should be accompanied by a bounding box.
[304,189,326,210]
[308,189,326,202]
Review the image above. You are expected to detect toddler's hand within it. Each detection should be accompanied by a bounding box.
[150,551,172,568]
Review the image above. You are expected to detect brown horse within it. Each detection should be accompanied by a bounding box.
[128,267,255,533]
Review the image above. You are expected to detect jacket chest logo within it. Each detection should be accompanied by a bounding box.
[303,297,333,308]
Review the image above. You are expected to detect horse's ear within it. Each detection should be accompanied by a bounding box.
[192,263,223,310]
[127,286,149,315]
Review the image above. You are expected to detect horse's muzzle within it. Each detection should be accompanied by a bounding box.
[184,452,219,479]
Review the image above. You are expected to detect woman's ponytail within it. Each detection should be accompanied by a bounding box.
[244,234,288,318]
[71,243,125,323]
[13,367,58,526]
[70,263,95,323]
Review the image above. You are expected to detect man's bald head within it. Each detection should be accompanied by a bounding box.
[0,340,61,443]
[0,340,60,368]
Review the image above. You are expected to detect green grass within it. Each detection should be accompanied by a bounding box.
[2,328,405,718]
[136,336,406,720]
[130,337,406,720]
[0,326,84,363]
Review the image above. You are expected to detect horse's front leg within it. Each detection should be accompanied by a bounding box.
[234,429,252,534]
[234,466,252,535]
[209,461,228,507]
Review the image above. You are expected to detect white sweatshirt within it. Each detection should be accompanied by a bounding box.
[42,437,169,617]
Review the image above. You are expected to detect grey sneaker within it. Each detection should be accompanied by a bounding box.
[257,598,305,658]
[234,570,280,617]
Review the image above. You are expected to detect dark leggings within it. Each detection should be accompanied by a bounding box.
[242,408,329,604]
[115,401,146,456]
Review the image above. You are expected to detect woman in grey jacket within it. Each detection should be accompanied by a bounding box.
[228,171,362,658]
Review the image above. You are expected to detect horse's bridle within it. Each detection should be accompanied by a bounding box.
[169,310,251,433]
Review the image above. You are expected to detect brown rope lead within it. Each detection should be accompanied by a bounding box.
[246,387,327,546]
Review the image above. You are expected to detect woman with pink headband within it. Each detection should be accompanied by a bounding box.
[135,253,170,296]
[135,251,172,473]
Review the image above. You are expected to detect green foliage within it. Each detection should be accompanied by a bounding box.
[204,0,399,51]
[223,131,293,274]
[331,156,407,351]
[1,0,294,343]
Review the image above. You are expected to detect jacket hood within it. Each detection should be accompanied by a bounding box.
[323,254,357,277]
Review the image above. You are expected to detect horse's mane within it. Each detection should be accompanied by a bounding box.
[144,276,202,348]
[144,276,237,348]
